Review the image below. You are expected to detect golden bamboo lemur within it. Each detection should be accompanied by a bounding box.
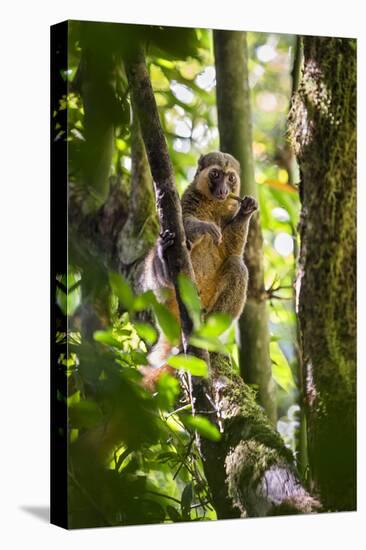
[143,151,258,385]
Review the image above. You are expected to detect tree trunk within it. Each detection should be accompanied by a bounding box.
[290,36,356,511]
[75,37,116,212]
[126,44,320,518]
[214,30,276,424]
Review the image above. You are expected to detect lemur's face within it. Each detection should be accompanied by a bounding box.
[194,152,241,201]
[207,165,240,201]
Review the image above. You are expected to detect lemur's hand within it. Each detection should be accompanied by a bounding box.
[199,221,222,245]
[239,196,258,216]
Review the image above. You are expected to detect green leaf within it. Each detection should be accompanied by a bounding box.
[181,482,193,520]
[109,272,134,310]
[181,415,221,442]
[167,354,208,377]
[156,373,180,410]
[177,273,201,328]
[166,505,182,522]
[67,390,80,407]
[134,322,158,346]
[153,303,181,344]
[68,400,103,429]
[130,350,149,366]
[198,312,232,338]
[189,335,228,354]
[270,341,296,392]
[150,27,200,60]
[55,272,81,316]
[133,290,157,311]
[93,329,120,347]
[157,451,179,463]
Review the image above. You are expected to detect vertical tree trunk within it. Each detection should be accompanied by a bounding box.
[290,36,356,511]
[76,43,116,212]
[214,30,276,424]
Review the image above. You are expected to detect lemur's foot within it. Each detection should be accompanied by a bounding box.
[158,229,175,259]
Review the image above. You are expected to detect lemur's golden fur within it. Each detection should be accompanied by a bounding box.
[143,151,258,371]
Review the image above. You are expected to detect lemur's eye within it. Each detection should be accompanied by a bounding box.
[228,173,236,184]
[210,169,219,179]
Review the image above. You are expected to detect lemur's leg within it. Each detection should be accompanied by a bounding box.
[208,256,248,320]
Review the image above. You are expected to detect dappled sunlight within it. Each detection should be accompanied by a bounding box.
[256,43,278,63]
[272,207,290,222]
[195,66,216,91]
[170,81,194,104]
[256,91,278,112]
[274,232,294,257]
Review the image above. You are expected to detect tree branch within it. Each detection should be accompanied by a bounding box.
[125,45,195,344]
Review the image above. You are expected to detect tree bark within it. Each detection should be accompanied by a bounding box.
[125,44,320,518]
[214,30,276,424]
[289,36,356,511]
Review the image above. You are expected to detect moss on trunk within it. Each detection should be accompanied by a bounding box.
[289,36,356,511]
[199,353,320,518]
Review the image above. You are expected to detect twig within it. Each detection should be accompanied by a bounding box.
[165,403,192,419]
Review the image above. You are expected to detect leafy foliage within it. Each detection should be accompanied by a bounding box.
[60,270,219,527]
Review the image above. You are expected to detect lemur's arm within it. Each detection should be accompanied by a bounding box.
[222,196,258,256]
[184,216,222,248]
